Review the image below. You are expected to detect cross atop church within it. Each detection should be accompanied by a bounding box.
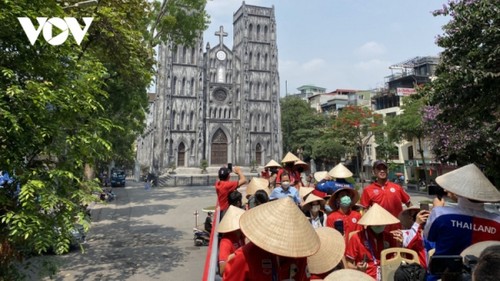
[215,25,228,47]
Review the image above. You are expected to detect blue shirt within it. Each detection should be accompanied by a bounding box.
[269,186,300,204]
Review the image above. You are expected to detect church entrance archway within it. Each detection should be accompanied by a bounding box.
[255,143,262,165]
[211,129,228,165]
[177,142,185,167]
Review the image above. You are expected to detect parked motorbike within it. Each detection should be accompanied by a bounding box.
[193,227,210,246]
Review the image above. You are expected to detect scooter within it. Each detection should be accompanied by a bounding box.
[193,227,210,246]
[193,210,211,246]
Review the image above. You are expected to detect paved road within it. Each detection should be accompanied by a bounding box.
[38,181,217,281]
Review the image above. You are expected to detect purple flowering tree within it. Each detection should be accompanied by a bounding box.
[427,0,500,183]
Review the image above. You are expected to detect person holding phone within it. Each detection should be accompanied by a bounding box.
[216,165,247,215]
[326,187,362,246]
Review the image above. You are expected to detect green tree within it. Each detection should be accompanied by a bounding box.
[428,0,500,183]
[332,106,384,180]
[0,0,208,278]
[280,96,324,158]
[387,96,430,183]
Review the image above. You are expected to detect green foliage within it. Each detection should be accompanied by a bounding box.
[200,159,208,171]
[280,97,326,159]
[429,0,500,183]
[0,0,209,278]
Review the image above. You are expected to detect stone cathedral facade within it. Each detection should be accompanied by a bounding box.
[136,3,283,173]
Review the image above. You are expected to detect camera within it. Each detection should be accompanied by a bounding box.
[227,163,232,172]
[429,255,478,281]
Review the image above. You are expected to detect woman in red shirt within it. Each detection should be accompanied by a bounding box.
[326,187,362,245]
[217,205,246,276]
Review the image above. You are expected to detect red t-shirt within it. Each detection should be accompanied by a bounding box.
[276,167,297,184]
[219,232,245,263]
[360,181,411,218]
[326,209,362,246]
[345,229,399,280]
[215,180,238,211]
[223,242,309,281]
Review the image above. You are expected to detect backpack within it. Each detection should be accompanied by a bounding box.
[394,262,426,281]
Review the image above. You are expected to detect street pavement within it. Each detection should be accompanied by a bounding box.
[28,181,435,281]
[37,181,217,281]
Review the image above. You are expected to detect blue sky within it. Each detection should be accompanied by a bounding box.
[205,0,449,95]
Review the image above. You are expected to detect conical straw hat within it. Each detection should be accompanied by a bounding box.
[299,186,315,201]
[435,164,500,202]
[328,187,360,212]
[294,160,309,168]
[217,205,245,233]
[264,159,281,168]
[328,163,353,179]
[307,227,345,274]
[358,203,400,226]
[301,193,325,208]
[460,240,500,259]
[324,269,375,281]
[314,171,329,182]
[246,177,270,196]
[281,152,300,163]
[398,206,422,229]
[239,197,320,257]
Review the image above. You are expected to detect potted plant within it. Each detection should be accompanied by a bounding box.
[200,159,208,174]
[168,162,176,174]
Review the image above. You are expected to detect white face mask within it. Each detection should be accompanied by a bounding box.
[311,205,321,213]
[281,181,290,189]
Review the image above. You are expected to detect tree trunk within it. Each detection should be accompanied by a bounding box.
[417,137,429,186]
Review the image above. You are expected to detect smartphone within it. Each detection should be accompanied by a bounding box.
[227,163,233,172]
[428,184,446,197]
[334,220,344,235]
[420,203,430,211]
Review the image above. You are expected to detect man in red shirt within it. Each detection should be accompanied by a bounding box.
[215,166,247,213]
[361,160,411,228]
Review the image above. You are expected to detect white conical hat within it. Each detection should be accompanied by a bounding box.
[246,177,270,196]
[301,193,325,208]
[281,152,300,163]
[264,159,281,168]
[299,186,315,201]
[217,205,245,233]
[239,197,320,257]
[328,163,353,179]
[358,203,400,226]
[307,227,345,274]
[325,269,375,281]
[294,160,309,168]
[460,240,500,258]
[435,164,500,202]
[314,171,329,182]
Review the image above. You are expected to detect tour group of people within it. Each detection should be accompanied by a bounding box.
[213,151,500,281]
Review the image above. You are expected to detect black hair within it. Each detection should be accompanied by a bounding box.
[228,190,242,207]
[254,190,269,206]
[473,248,500,281]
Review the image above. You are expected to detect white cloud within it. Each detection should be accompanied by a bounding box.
[355,41,387,58]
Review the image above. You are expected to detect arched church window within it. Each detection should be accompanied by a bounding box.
[172,46,178,63]
[256,53,260,70]
[219,108,222,119]
[191,48,195,64]
[264,83,269,100]
[191,139,195,155]
[249,113,253,131]
[264,53,268,69]
[182,46,187,63]
[191,78,195,96]
[181,78,186,95]
[224,108,227,119]
[172,77,177,95]
[189,111,194,130]
[180,111,185,129]
[171,110,176,129]
[249,52,253,69]
[249,82,253,99]
[256,24,261,41]
[264,25,268,41]
[248,24,253,39]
